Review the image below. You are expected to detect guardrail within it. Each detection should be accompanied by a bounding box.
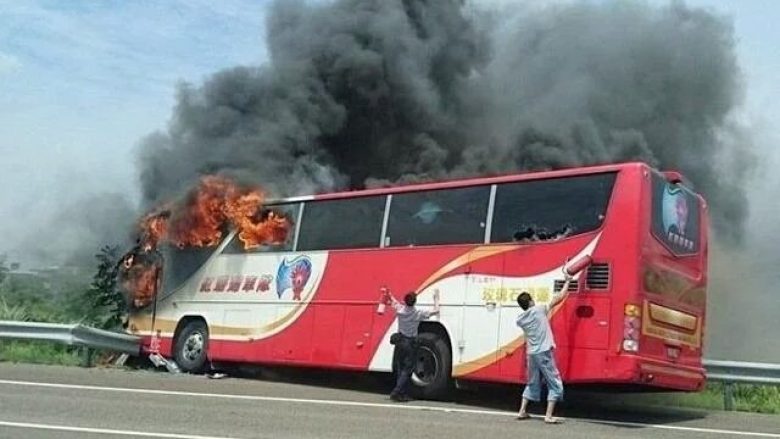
[702,359,780,411]
[0,320,141,362]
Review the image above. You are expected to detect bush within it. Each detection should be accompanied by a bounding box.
[0,341,81,366]
[0,297,30,321]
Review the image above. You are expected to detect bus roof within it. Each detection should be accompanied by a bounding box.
[266,161,654,205]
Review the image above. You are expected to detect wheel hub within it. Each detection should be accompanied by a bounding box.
[412,346,439,386]
[182,332,204,361]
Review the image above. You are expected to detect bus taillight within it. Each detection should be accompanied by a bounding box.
[623,304,641,352]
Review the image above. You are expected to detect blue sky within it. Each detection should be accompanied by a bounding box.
[0,0,270,249]
[0,0,778,258]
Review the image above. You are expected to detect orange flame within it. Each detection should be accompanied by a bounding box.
[120,175,291,308]
[138,175,291,250]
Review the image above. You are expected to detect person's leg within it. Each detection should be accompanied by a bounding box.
[544,400,557,422]
[518,354,541,418]
[401,339,419,398]
[537,350,564,423]
[391,340,413,401]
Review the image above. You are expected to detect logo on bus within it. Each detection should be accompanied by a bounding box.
[197,255,313,299]
[277,255,313,301]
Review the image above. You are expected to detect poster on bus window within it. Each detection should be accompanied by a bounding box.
[651,174,699,254]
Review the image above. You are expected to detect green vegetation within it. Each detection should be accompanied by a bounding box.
[584,382,780,415]
[0,246,125,365]
[670,382,780,414]
[0,341,82,366]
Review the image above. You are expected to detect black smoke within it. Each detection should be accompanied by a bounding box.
[139,0,751,241]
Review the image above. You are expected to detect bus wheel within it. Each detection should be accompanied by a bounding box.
[173,319,209,374]
[412,332,452,400]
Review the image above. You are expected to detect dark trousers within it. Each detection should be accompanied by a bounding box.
[391,336,417,396]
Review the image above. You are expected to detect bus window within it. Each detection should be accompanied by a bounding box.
[222,203,300,254]
[386,186,490,246]
[651,173,700,254]
[297,196,386,251]
[491,173,616,243]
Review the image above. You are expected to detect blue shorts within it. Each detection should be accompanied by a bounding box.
[522,349,564,402]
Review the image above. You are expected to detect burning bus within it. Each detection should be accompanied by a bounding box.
[121,162,708,399]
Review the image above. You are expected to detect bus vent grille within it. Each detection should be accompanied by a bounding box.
[586,263,610,290]
[554,280,579,292]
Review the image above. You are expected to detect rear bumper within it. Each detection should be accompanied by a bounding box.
[637,360,705,391]
[603,354,705,391]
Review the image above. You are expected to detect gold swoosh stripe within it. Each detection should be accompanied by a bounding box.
[415,245,518,293]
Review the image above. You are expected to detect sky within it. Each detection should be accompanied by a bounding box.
[0,0,271,259]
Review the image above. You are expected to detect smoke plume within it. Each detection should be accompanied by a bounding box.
[139,0,751,241]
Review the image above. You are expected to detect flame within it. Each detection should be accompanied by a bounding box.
[120,175,291,309]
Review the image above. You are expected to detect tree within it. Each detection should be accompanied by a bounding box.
[81,246,125,329]
[0,255,8,285]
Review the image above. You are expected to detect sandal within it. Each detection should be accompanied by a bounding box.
[516,414,531,421]
[544,418,563,424]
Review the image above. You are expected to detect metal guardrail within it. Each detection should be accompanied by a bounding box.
[703,359,780,385]
[0,321,140,356]
[703,359,780,411]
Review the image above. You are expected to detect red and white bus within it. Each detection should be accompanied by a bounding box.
[127,162,708,398]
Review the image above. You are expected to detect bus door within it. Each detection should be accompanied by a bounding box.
[454,248,503,379]
[338,250,379,368]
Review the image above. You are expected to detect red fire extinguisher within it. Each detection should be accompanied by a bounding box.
[377,287,390,315]
[563,254,593,277]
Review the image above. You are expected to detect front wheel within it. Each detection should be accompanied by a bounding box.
[173,320,209,373]
[411,332,452,400]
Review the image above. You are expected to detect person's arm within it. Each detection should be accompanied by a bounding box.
[419,289,441,319]
[382,288,404,312]
[430,289,441,316]
[548,274,573,313]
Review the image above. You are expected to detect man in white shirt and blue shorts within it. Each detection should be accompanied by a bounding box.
[515,275,572,424]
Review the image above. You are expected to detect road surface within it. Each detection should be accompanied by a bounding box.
[0,363,777,438]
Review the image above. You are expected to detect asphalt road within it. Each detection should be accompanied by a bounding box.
[0,363,777,439]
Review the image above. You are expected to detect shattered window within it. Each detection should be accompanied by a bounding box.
[491,172,616,243]
[222,203,299,253]
[386,186,490,246]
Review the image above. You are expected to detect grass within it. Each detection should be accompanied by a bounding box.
[604,382,780,414]
[0,341,82,366]
[0,297,31,321]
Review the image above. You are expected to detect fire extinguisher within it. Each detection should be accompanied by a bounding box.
[377,287,390,315]
[563,254,593,277]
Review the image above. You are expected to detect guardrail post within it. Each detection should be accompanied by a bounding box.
[80,346,94,368]
[723,382,735,411]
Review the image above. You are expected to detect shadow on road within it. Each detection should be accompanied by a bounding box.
[215,362,708,426]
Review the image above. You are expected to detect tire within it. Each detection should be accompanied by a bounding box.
[411,332,452,400]
[173,319,209,373]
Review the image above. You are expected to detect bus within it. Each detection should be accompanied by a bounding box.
[126,162,708,398]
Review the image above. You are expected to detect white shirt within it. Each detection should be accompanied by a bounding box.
[516,304,555,355]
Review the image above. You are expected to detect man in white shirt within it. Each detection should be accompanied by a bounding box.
[384,289,440,402]
[515,275,572,424]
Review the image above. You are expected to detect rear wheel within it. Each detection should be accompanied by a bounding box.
[173,320,209,373]
[411,332,452,400]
